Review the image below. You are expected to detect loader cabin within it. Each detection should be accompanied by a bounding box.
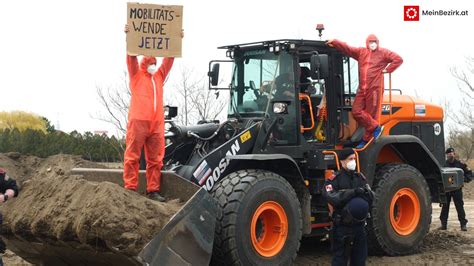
[209,39,445,164]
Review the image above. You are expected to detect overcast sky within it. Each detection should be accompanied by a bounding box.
[1,0,472,135]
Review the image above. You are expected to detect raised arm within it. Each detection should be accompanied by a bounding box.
[126,54,139,78]
[155,29,183,79]
[125,24,139,78]
[157,57,175,79]
[327,39,362,60]
[383,49,403,73]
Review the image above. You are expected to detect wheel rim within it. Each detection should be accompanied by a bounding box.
[389,188,421,236]
[250,201,288,257]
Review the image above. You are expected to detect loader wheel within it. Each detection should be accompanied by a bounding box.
[211,170,302,266]
[368,164,431,255]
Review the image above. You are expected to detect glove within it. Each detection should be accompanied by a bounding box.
[355,187,365,195]
[364,184,373,192]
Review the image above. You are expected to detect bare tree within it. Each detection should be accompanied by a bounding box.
[448,129,473,161]
[449,57,474,129]
[440,98,450,124]
[190,83,228,122]
[446,56,474,161]
[95,71,130,136]
[167,65,227,125]
[93,72,131,156]
[95,64,227,158]
[168,65,202,125]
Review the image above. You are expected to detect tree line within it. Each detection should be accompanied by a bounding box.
[0,128,123,162]
[0,112,123,162]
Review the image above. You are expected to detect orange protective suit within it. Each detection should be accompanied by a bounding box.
[332,35,403,141]
[123,55,174,193]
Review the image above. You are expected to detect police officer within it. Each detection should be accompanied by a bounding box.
[0,168,19,266]
[439,147,472,231]
[323,149,374,266]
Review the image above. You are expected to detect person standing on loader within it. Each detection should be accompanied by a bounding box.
[439,147,472,231]
[0,168,19,266]
[123,24,183,201]
[323,149,374,266]
[327,35,403,148]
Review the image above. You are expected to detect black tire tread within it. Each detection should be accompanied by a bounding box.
[368,163,432,256]
[210,169,302,265]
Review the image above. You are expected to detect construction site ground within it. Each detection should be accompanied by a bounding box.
[1,153,473,265]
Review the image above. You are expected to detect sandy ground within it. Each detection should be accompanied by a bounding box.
[295,201,474,265]
[296,181,474,265]
[7,201,473,266]
[1,154,473,265]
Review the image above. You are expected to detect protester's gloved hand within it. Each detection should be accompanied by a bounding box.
[355,187,365,195]
[5,189,14,198]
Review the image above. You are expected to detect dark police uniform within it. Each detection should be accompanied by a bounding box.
[0,168,19,265]
[323,168,374,266]
[440,154,472,230]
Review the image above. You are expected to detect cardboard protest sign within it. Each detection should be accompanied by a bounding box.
[127,3,183,57]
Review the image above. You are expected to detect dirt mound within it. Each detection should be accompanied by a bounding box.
[2,174,182,256]
[0,152,39,185]
[0,153,105,186]
[0,153,183,257]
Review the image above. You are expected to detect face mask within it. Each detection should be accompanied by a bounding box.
[369,42,377,51]
[147,64,157,74]
[346,159,357,171]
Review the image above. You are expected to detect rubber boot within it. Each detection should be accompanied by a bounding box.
[147,191,166,202]
[438,222,447,230]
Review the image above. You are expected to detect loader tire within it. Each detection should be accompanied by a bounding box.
[211,169,302,266]
[368,164,431,255]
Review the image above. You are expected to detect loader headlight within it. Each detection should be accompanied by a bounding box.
[273,102,288,114]
[226,50,235,59]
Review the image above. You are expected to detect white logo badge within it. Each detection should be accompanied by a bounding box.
[434,123,441,136]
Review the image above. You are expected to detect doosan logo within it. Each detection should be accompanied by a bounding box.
[404,6,420,21]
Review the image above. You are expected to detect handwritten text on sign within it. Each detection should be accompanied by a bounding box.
[127,3,183,57]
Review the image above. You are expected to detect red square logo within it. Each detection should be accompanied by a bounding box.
[404,6,420,21]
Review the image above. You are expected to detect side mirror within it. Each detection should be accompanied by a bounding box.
[310,54,329,79]
[208,63,220,86]
[164,105,178,120]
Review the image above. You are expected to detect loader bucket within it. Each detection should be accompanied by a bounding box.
[2,169,217,266]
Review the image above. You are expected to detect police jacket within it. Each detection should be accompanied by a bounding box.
[446,159,473,183]
[323,169,374,215]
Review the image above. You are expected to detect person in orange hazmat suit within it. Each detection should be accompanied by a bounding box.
[327,34,403,148]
